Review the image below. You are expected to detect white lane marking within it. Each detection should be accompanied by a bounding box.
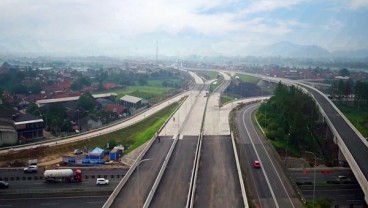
[86,201,104,204]
[242,105,279,208]
[248,105,296,208]
[179,135,184,140]
[40,203,59,206]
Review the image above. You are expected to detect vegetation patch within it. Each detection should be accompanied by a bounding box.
[195,70,219,80]
[256,82,320,157]
[334,102,368,137]
[209,75,224,92]
[0,102,179,166]
[237,74,260,84]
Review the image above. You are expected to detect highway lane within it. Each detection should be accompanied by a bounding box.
[110,136,174,208]
[0,168,127,190]
[302,84,368,180]
[150,136,198,208]
[0,195,108,208]
[237,103,302,208]
[194,135,244,208]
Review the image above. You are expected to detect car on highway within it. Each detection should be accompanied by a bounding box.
[253,160,261,169]
[0,181,9,189]
[24,165,38,173]
[96,178,109,185]
[337,175,351,183]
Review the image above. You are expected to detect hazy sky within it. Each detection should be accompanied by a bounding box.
[0,0,367,57]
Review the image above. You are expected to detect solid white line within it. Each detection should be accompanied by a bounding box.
[242,105,279,208]
[248,105,296,208]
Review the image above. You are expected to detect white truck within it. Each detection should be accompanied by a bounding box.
[44,169,82,183]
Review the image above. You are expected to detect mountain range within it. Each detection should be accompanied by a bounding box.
[249,41,368,59]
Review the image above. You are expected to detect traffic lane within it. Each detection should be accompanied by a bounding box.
[289,169,357,183]
[0,195,108,208]
[150,137,198,208]
[110,136,174,208]
[301,187,365,206]
[305,86,368,179]
[0,167,128,178]
[194,136,243,208]
[0,168,127,189]
[240,104,301,208]
[236,104,275,207]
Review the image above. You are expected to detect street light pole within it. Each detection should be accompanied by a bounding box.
[137,158,152,208]
[305,151,316,208]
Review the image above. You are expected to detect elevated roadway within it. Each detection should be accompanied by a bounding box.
[255,74,368,204]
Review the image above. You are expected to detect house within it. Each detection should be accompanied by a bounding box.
[120,95,143,109]
[104,104,127,119]
[13,113,44,143]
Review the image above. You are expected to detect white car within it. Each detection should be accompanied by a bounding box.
[96,178,109,185]
[24,165,38,173]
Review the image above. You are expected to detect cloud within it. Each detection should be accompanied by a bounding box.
[348,0,368,9]
[0,0,366,56]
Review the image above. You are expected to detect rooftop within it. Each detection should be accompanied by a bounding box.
[36,93,118,105]
[120,95,142,104]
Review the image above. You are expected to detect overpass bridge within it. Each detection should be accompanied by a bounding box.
[257,75,368,204]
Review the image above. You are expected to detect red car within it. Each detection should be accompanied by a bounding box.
[253,160,261,169]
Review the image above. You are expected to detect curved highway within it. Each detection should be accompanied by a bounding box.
[236,103,303,208]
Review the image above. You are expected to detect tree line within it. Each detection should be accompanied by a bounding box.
[256,82,319,156]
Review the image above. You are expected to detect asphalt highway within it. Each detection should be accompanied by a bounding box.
[194,135,244,208]
[236,103,302,208]
[150,136,198,208]
[110,136,174,208]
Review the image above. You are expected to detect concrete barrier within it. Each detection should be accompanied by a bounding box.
[143,135,180,208]
[231,132,249,208]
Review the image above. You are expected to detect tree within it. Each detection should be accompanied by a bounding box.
[339,68,350,77]
[26,103,41,116]
[78,92,95,111]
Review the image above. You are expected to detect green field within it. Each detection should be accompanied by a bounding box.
[210,75,224,92]
[237,74,260,83]
[109,80,180,100]
[196,70,219,80]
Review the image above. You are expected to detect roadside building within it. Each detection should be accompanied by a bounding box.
[13,113,44,143]
[0,118,18,146]
[109,146,124,161]
[120,95,143,109]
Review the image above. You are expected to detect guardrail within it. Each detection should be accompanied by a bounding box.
[143,135,180,208]
[231,132,249,208]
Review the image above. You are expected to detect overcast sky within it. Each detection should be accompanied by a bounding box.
[0,0,367,57]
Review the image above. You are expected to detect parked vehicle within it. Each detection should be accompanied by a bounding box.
[96,178,109,185]
[44,169,82,183]
[0,181,9,189]
[24,165,38,173]
[73,149,83,155]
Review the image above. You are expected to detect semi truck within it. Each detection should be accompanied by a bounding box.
[44,169,82,183]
